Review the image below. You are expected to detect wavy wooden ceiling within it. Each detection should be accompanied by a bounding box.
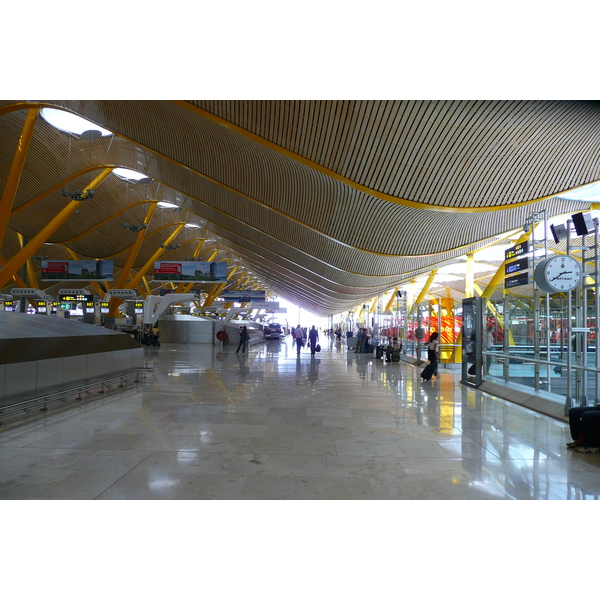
[1,100,599,315]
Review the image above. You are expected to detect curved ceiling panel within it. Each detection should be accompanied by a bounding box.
[1,100,599,316]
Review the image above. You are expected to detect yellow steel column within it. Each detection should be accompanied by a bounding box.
[369,297,377,314]
[113,202,157,291]
[0,201,81,289]
[483,231,532,300]
[0,107,40,247]
[65,247,105,297]
[203,282,227,307]
[384,287,399,313]
[0,255,31,297]
[142,276,153,297]
[17,232,41,290]
[122,223,186,292]
[0,168,113,290]
[415,269,438,305]
[465,254,475,298]
[106,202,158,312]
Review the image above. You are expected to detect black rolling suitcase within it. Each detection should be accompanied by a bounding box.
[421,362,436,381]
[376,345,384,359]
[391,349,400,362]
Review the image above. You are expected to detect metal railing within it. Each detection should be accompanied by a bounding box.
[0,368,151,426]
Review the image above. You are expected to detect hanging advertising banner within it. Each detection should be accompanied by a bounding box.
[41,260,113,281]
[221,290,266,302]
[153,261,228,282]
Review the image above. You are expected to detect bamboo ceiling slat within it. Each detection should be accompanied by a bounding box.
[2,99,600,315]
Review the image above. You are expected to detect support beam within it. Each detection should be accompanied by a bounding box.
[203,282,227,307]
[17,233,41,291]
[415,270,438,305]
[113,202,157,291]
[64,247,105,297]
[384,287,399,313]
[0,168,113,290]
[483,231,532,300]
[0,107,39,247]
[142,276,153,297]
[0,255,30,290]
[121,223,186,293]
[465,254,475,298]
[0,200,83,289]
[107,201,158,315]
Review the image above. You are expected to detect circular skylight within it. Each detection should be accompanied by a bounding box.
[41,108,112,137]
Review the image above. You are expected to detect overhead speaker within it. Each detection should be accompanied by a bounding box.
[571,212,595,236]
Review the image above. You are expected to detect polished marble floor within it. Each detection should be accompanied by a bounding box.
[1,336,599,500]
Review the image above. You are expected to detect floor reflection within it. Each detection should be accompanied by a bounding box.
[1,335,599,499]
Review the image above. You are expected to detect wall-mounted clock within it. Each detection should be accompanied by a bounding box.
[534,255,582,293]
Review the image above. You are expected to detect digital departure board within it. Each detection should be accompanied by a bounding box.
[505,272,530,288]
[58,293,94,303]
[505,241,530,261]
[505,257,529,275]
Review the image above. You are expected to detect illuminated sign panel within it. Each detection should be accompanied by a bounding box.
[42,260,113,281]
[100,301,110,314]
[58,294,94,303]
[153,261,228,282]
[505,241,530,261]
[505,272,530,288]
[221,290,266,302]
[505,257,529,275]
[37,301,47,313]
[134,301,144,314]
[3,300,14,311]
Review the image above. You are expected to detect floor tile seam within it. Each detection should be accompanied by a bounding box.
[91,450,163,500]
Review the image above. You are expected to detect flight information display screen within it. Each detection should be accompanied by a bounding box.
[505,257,529,275]
[505,272,530,288]
[505,241,529,261]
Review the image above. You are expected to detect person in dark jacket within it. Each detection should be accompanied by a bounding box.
[236,326,249,353]
[308,325,319,356]
[566,405,600,453]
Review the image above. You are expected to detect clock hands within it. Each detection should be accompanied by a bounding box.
[550,270,573,281]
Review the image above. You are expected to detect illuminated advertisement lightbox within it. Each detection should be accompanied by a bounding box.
[153,261,228,282]
[42,260,113,281]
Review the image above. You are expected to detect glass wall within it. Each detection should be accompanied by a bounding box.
[484,293,600,409]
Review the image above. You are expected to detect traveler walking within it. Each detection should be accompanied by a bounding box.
[294,324,304,355]
[308,325,319,356]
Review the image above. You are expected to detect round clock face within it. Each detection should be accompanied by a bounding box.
[534,255,582,293]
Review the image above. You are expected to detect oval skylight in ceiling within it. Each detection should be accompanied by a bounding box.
[40,108,112,137]
[113,168,149,181]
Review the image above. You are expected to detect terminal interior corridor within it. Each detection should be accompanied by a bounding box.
[1,336,600,500]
